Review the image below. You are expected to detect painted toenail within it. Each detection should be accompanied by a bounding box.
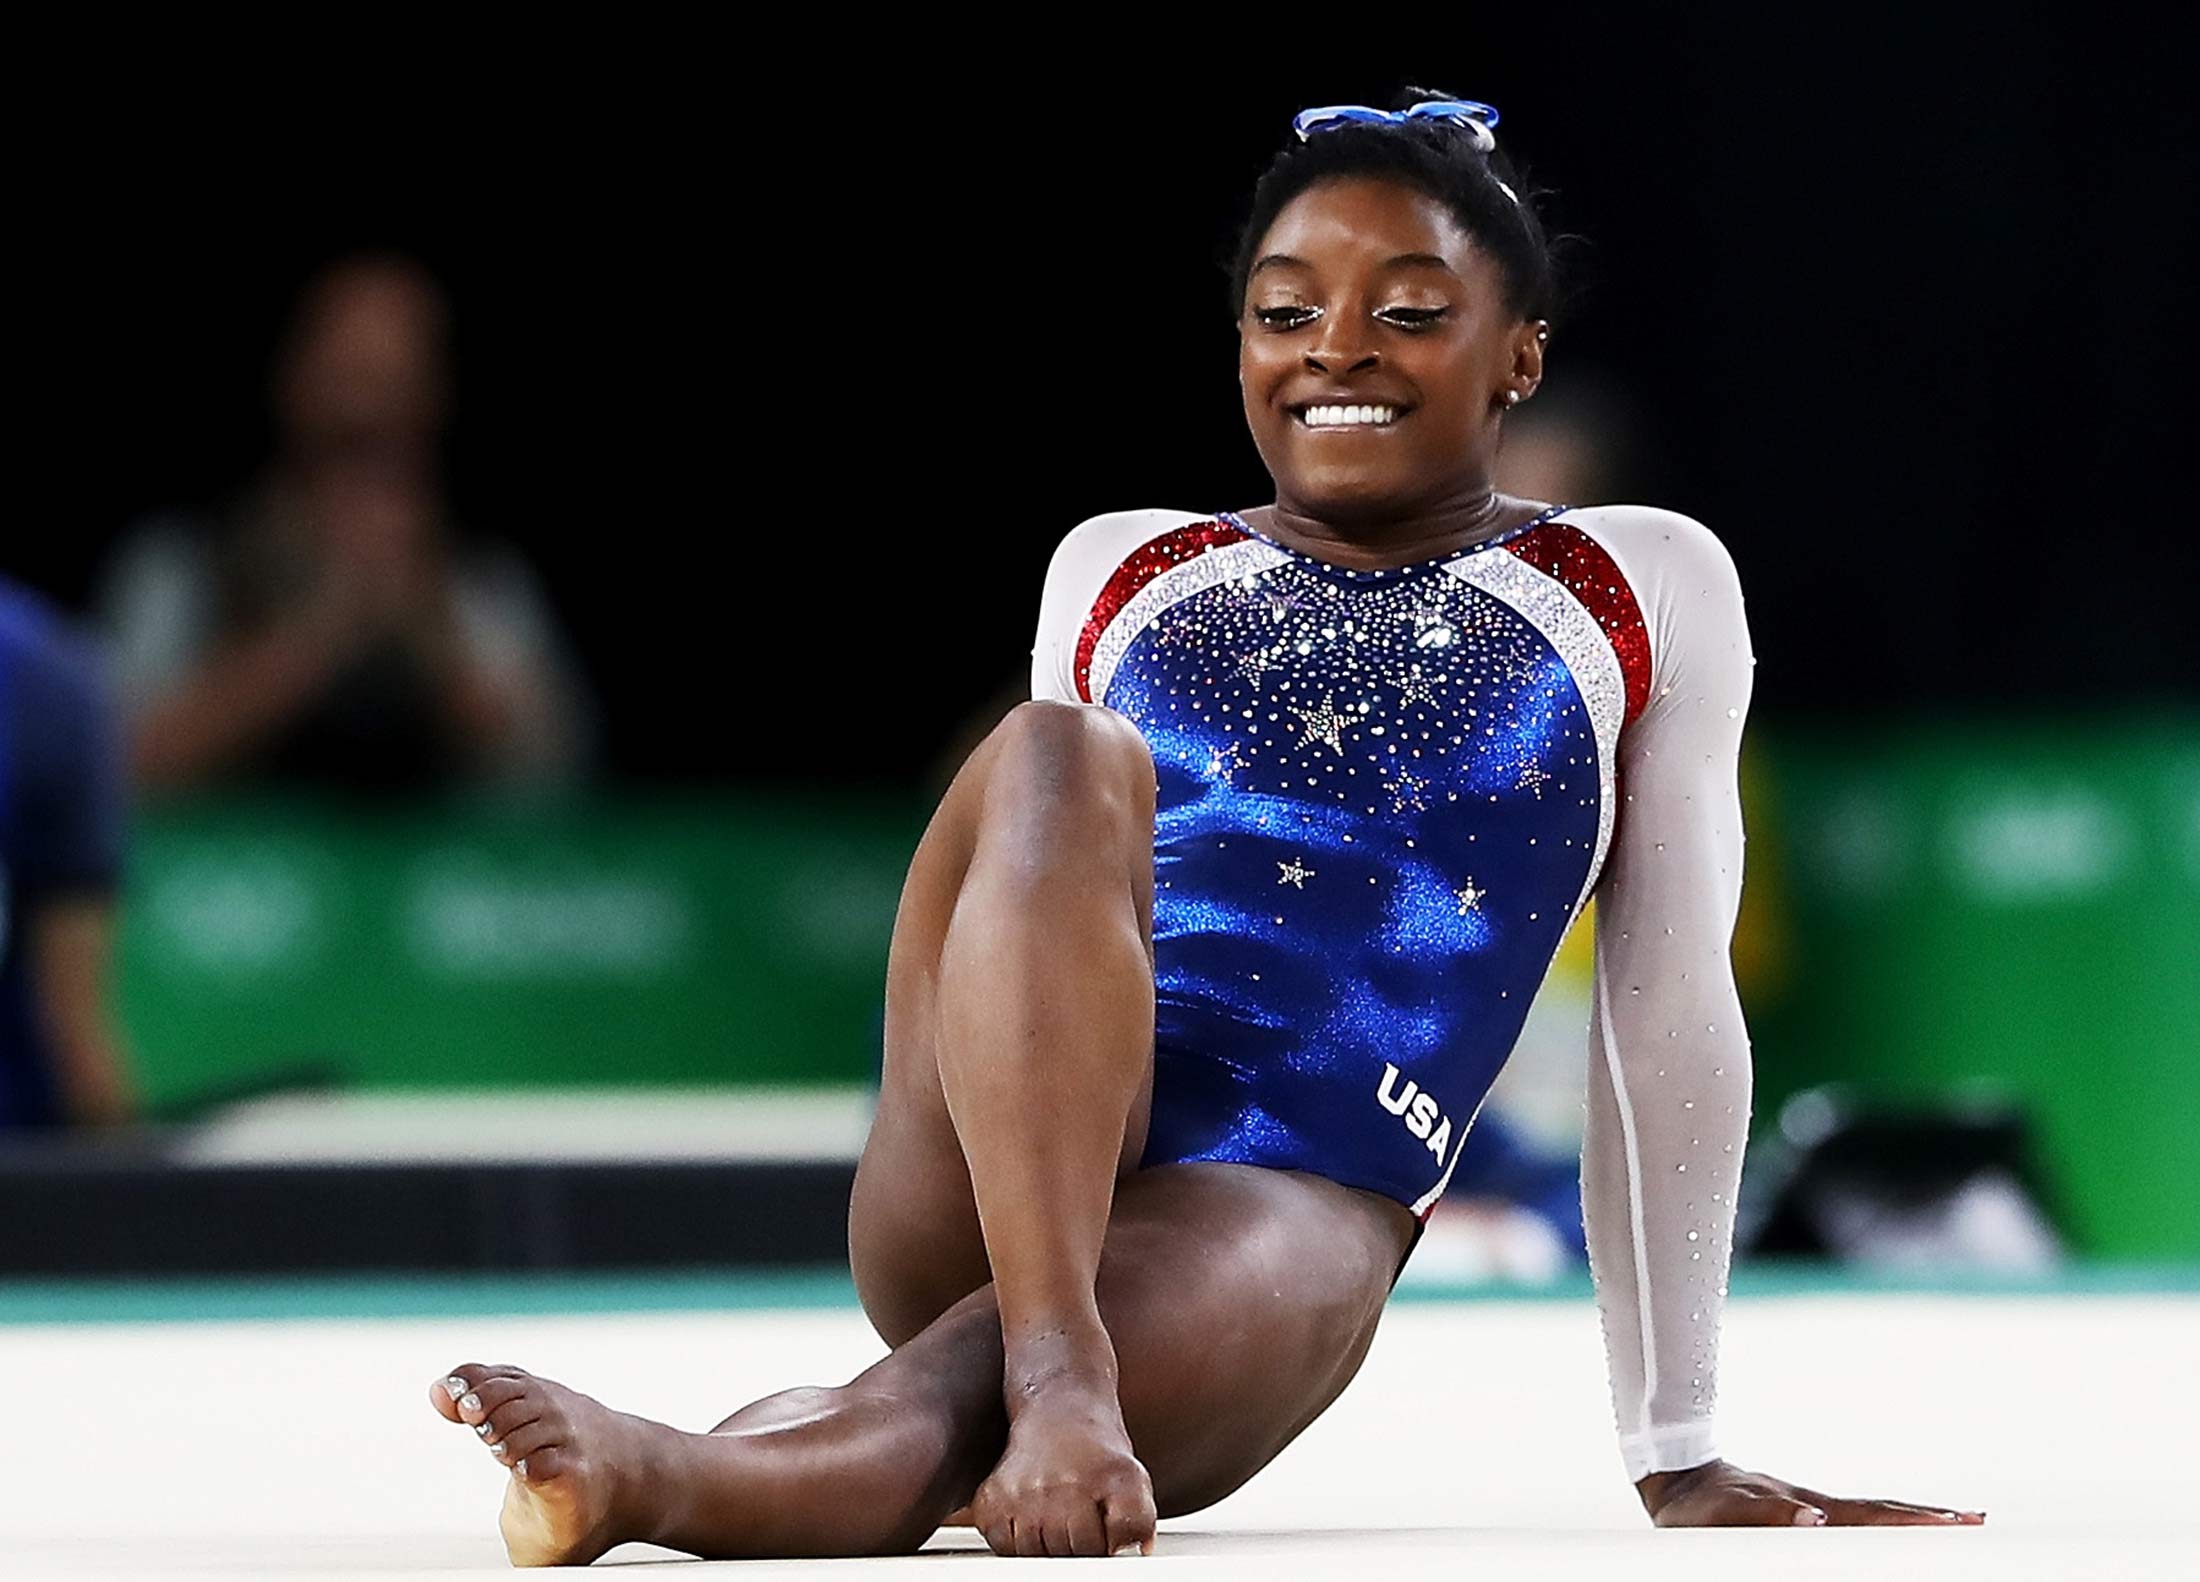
[516,1459,528,1478]
[444,1376,466,1399]
[460,1393,482,1413]
[475,1423,493,1439]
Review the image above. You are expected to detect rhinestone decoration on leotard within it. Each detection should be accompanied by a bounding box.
[1444,546,1628,907]
[1503,523,1654,726]
[1076,511,1632,1214]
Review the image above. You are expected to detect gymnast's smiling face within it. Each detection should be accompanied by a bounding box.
[1238,175,1544,526]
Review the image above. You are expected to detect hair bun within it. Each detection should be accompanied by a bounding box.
[1399,87,1498,152]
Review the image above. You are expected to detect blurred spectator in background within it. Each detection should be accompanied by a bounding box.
[1489,371,1635,507]
[1,578,137,1129]
[97,255,593,798]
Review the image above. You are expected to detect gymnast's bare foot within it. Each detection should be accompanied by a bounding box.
[968,1343,1157,1558]
[429,1362,678,1567]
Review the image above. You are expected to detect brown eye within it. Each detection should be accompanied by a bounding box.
[1253,305,1321,329]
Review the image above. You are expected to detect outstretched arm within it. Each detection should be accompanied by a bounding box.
[1577,509,1982,1528]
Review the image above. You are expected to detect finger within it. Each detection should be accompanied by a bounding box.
[1694,1488,1826,1527]
[978,1516,1014,1558]
[1817,1496,1980,1527]
[1780,1482,1945,1522]
[942,1504,975,1528]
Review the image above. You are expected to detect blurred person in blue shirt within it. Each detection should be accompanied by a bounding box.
[97,254,594,798]
[0,578,137,1129]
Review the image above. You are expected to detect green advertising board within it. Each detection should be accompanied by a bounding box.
[111,713,2198,1257]
[1753,716,2199,1257]
[117,796,924,1099]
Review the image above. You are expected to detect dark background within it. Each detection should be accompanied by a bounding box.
[15,16,2194,786]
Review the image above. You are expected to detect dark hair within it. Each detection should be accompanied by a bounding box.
[1226,86,1561,325]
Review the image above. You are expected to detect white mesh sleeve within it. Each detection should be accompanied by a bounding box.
[1569,507,1756,1482]
[1028,509,1208,705]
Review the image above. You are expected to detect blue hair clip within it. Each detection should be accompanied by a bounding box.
[1291,98,1501,153]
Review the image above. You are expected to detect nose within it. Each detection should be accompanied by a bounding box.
[1303,315,1378,376]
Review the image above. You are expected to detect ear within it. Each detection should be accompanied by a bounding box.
[1510,320,1549,400]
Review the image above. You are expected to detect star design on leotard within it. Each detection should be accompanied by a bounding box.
[1454,878,1486,914]
[1234,644,1282,686]
[1291,694,1351,757]
[1395,666,1441,711]
[1276,857,1314,889]
[1266,589,1307,624]
[1205,740,1245,784]
[1384,765,1429,813]
[1514,764,1551,797]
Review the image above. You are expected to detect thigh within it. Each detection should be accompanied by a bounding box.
[1099,1162,1416,1516]
[848,704,1157,1348]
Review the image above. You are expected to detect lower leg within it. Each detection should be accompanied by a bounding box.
[429,1165,1408,1564]
[935,704,1156,1376]
[666,1296,1010,1556]
[432,1295,1007,1563]
[931,704,1161,1554]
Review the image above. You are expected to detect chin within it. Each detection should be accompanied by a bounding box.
[1276,466,1421,524]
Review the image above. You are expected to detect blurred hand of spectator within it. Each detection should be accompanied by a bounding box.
[33,899,138,1126]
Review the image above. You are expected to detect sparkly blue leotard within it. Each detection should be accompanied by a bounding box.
[1031,501,1757,1478]
[1034,505,1652,1214]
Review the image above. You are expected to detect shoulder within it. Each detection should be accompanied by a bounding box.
[1556,504,1743,604]
[1036,508,1222,617]
[1561,506,1752,709]
[1042,507,1218,573]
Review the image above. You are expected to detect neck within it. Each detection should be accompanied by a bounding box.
[1252,481,1544,571]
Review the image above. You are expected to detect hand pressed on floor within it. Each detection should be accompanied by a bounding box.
[1638,1458,1986,1528]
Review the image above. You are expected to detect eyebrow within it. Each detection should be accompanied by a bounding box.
[1249,251,1459,278]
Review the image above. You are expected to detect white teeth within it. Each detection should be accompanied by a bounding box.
[1299,404,1398,427]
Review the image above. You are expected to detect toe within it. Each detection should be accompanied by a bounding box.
[1065,1501,1107,1558]
[436,1362,504,1420]
[429,1376,466,1422]
[1104,1486,1157,1556]
[515,1444,571,1483]
[1012,1515,1045,1559]
[459,1376,532,1425]
[495,1416,566,1465]
[481,1395,549,1448]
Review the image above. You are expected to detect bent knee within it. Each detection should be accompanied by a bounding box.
[981,700,1155,838]
[994,699,1152,783]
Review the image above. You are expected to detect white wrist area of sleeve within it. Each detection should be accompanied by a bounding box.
[1619,1423,1721,1482]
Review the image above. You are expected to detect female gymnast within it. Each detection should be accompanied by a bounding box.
[429,92,1984,1562]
